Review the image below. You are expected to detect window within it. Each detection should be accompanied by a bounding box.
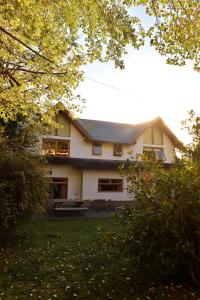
[92,143,102,155]
[143,147,165,161]
[98,179,123,192]
[113,144,123,156]
[50,178,68,199]
[143,126,163,145]
[42,139,70,156]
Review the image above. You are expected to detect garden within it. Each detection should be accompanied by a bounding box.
[1,218,200,300]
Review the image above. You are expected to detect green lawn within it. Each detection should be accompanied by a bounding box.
[0,218,199,300]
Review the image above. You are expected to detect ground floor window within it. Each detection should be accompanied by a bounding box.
[98,179,123,192]
[50,178,68,199]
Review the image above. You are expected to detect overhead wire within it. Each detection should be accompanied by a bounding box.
[85,76,145,102]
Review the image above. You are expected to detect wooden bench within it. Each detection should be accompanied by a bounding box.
[53,199,88,215]
[54,207,88,211]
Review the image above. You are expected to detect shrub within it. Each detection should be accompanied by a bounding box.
[0,116,49,241]
[100,112,200,287]
[0,149,49,238]
[101,161,200,287]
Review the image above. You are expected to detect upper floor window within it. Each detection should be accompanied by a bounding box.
[92,142,102,155]
[42,139,70,157]
[113,144,123,156]
[50,112,70,137]
[143,126,163,145]
[98,179,123,192]
[143,147,165,161]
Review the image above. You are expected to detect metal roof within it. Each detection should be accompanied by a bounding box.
[78,119,151,144]
[61,110,180,146]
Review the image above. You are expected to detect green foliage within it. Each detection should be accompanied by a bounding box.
[0,0,143,123]
[0,118,49,238]
[0,1,199,124]
[137,0,200,71]
[101,113,200,287]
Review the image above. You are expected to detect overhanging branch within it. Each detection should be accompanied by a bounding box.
[0,26,53,63]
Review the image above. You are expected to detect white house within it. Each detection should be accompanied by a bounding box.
[41,110,179,205]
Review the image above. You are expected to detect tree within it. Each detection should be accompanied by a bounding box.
[135,0,200,71]
[0,0,143,123]
[0,1,199,124]
[101,113,200,287]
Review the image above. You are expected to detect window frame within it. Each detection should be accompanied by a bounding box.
[113,144,123,156]
[143,147,166,161]
[92,142,102,155]
[98,178,123,192]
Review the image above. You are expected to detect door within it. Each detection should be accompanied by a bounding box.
[51,178,68,199]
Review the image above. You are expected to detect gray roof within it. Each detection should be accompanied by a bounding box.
[78,118,151,144]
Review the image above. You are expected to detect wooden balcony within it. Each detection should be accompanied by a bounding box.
[42,138,70,157]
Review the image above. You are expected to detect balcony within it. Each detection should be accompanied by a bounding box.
[42,138,70,157]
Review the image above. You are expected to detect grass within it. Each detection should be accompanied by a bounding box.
[0,217,200,300]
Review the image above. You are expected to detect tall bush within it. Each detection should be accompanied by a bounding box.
[102,112,200,287]
[0,117,49,239]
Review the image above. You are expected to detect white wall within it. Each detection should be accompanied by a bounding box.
[70,125,134,160]
[163,133,175,163]
[82,169,131,201]
[70,125,174,163]
[48,164,82,199]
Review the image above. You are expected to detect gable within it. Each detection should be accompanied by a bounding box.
[50,112,71,137]
[143,125,163,145]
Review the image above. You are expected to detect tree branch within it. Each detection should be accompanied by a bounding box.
[177,0,196,28]
[0,62,20,86]
[7,67,68,76]
[0,25,53,63]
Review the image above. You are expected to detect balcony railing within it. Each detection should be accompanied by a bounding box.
[42,138,70,157]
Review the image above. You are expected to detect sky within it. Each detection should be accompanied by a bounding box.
[76,7,199,144]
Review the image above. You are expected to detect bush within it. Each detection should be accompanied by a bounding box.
[101,112,200,287]
[0,116,49,241]
[101,160,200,287]
[0,149,49,238]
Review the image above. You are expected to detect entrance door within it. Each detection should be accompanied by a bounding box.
[51,178,68,199]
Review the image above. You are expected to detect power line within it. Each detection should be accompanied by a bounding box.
[85,75,143,99]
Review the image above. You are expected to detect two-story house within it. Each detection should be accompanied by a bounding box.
[42,110,179,205]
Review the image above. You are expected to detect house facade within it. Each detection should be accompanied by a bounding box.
[41,111,178,203]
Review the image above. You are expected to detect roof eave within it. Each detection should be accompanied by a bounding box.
[61,110,94,142]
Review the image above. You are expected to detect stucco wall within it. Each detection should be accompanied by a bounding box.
[82,169,130,201]
[48,164,82,199]
[163,133,175,163]
[70,125,134,160]
[70,125,174,163]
